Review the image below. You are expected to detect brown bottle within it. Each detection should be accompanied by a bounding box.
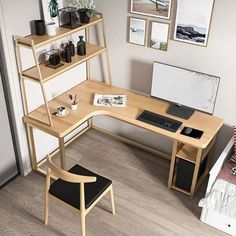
[65,43,72,63]
[69,41,75,56]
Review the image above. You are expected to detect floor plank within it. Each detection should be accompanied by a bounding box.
[0,129,227,236]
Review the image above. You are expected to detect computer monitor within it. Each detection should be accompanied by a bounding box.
[151,62,220,118]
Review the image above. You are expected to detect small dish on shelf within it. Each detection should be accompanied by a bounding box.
[56,110,69,117]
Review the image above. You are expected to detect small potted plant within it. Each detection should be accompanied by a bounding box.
[73,0,96,23]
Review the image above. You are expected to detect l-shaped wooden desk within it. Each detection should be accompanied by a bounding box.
[24,79,223,197]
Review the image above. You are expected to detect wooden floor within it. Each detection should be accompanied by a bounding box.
[0,129,227,236]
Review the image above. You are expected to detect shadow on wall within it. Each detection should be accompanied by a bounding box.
[212,123,233,165]
[129,60,153,94]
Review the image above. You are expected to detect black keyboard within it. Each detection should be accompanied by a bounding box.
[137,110,182,132]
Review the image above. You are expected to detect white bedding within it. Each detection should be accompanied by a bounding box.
[199,179,236,218]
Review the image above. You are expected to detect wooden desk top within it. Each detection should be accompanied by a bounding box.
[24,80,223,149]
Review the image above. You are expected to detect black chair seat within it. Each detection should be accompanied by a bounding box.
[49,164,112,209]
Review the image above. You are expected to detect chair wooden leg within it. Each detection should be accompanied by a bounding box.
[44,192,49,225]
[80,212,86,236]
[109,185,115,215]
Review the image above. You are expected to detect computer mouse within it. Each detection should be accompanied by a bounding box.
[184,127,192,135]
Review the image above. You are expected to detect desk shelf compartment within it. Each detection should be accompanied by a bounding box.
[171,145,208,194]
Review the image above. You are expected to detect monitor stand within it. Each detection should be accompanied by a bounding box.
[167,104,195,120]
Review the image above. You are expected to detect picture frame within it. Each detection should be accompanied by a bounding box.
[130,0,172,20]
[173,0,215,46]
[41,0,64,26]
[128,17,147,46]
[150,22,169,51]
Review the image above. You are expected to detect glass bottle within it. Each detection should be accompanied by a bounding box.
[60,42,66,59]
[69,41,75,56]
[65,43,72,63]
[77,36,86,56]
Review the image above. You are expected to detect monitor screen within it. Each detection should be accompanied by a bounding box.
[151,62,220,114]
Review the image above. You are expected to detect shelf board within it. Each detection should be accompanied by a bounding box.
[176,145,197,163]
[22,43,106,82]
[171,186,191,196]
[24,16,103,48]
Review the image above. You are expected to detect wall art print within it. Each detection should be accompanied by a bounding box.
[150,22,169,51]
[131,0,172,20]
[174,0,215,46]
[41,0,64,26]
[128,17,147,46]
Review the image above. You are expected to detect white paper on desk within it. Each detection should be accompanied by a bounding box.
[93,94,127,107]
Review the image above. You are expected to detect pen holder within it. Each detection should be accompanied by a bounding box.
[70,103,78,110]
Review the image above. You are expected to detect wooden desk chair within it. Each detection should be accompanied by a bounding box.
[44,155,115,236]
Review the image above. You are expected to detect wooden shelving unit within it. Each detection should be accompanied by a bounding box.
[15,14,111,127]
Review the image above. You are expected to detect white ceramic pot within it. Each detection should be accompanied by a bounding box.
[46,22,56,36]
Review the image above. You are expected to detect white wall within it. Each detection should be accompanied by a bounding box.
[0,0,42,174]
[93,0,236,158]
[0,70,18,185]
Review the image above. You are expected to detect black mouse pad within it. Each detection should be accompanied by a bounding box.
[181,127,204,139]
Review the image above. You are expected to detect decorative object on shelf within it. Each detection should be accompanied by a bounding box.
[65,43,72,62]
[56,106,69,116]
[66,93,80,110]
[130,0,172,20]
[150,21,169,51]
[72,0,96,23]
[174,0,215,47]
[69,41,75,56]
[59,41,75,60]
[41,0,63,26]
[58,7,82,29]
[56,106,66,116]
[49,51,61,65]
[49,0,59,18]
[60,42,66,59]
[77,35,86,55]
[45,22,57,36]
[45,49,64,69]
[34,20,45,35]
[128,17,147,46]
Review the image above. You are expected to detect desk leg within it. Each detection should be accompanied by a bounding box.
[88,118,93,128]
[26,125,37,170]
[59,137,66,170]
[190,148,203,197]
[168,140,178,189]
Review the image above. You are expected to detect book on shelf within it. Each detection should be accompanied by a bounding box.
[93,94,127,107]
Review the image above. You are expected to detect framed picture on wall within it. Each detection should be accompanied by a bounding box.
[128,17,147,46]
[150,22,169,51]
[173,0,215,46]
[130,0,172,20]
[41,0,64,25]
